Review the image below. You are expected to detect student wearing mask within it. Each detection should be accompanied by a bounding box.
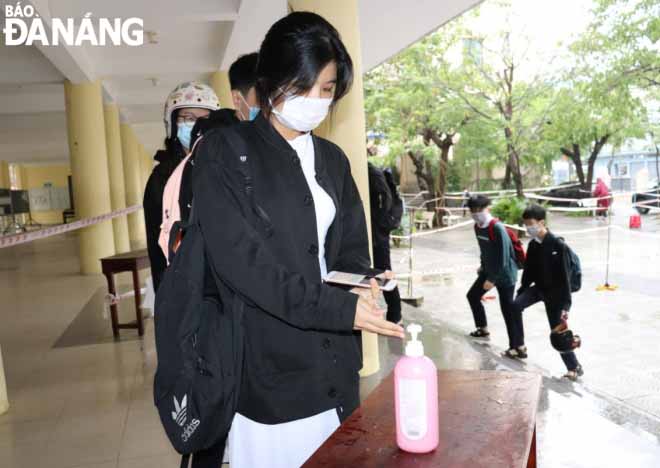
[367,162,402,324]
[176,53,261,228]
[192,12,405,467]
[514,204,584,380]
[466,195,520,356]
[229,52,260,122]
[143,82,219,291]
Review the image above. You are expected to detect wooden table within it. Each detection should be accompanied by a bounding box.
[100,249,150,338]
[304,370,542,468]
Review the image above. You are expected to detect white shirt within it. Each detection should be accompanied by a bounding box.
[287,132,337,278]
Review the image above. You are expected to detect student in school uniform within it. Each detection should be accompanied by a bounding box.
[192,12,405,467]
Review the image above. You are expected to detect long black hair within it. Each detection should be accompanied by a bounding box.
[256,12,353,116]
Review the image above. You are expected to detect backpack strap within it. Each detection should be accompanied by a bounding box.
[224,126,274,237]
[487,218,500,241]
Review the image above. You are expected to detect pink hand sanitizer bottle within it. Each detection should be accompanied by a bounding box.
[394,323,439,453]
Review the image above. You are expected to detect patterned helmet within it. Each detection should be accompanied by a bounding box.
[163,82,220,138]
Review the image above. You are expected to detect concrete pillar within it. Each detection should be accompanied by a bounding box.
[210,71,234,110]
[63,80,115,273]
[9,163,23,189]
[0,161,9,187]
[290,0,379,376]
[104,104,130,253]
[139,144,153,193]
[120,123,146,249]
[0,345,8,415]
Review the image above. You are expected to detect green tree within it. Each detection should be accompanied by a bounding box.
[546,80,647,190]
[364,29,477,203]
[573,0,660,90]
[434,2,559,197]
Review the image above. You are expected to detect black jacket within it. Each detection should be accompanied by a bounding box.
[193,114,371,424]
[180,108,240,222]
[520,231,572,311]
[143,148,184,290]
[368,162,393,248]
[144,109,240,291]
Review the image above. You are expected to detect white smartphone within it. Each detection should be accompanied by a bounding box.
[324,271,398,292]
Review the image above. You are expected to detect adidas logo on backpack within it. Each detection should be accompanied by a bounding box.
[172,395,187,427]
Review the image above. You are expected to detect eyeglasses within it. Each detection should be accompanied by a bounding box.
[176,115,202,125]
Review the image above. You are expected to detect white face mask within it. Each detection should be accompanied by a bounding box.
[271,93,332,132]
[526,225,541,239]
[472,212,491,227]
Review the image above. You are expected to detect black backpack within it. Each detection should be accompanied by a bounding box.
[558,238,582,292]
[153,128,253,468]
[383,169,404,231]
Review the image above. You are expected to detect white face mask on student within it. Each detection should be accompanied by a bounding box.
[271,92,332,132]
[526,225,541,239]
[472,212,491,227]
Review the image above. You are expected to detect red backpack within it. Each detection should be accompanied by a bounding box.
[476,218,526,268]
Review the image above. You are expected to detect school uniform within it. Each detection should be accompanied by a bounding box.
[514,231,580,371]
[192,113,371,466]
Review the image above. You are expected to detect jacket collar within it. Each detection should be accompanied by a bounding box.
[254,112,296,155]
[254,112,330,181]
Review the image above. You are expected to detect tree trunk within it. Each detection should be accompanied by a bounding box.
[502,162,512,189]
[407,150,435,195]
[503,126,524,197]
[586,134,610,191]
[560,143,586,189]
[653,134,660,183]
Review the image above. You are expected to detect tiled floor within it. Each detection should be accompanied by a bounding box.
[0,233,179,468]
[2,216,660,467]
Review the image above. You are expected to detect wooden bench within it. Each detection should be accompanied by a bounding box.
[100,249,150,338]
[442,214,461,226]
[414,211,435,230]
[304,370,541,468]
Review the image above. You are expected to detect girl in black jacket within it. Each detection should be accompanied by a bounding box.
[192,12,404,467]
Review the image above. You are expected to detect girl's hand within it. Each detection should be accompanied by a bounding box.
[352,279,404,339]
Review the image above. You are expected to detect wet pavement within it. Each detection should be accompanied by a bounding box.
[381,202,660,467]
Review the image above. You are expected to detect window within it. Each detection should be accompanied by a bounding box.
[462,38,483,66]
[614,162,630,178]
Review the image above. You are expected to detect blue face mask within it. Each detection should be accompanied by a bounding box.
[248,106,260,121]
[239,92,260,121]
[177,122,194,150]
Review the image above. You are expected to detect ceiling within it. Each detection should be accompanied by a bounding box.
[0,0,481,164]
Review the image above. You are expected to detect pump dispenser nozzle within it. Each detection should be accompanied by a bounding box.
[405,323,424,357]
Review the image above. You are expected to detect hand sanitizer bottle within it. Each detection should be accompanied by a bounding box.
[394,323,439,453]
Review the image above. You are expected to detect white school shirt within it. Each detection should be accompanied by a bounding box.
[227,131,340,467]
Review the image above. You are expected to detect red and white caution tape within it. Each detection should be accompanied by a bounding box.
[391,220,474,240]
[0,205,142,249]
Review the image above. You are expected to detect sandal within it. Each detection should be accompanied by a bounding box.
[563,365,584,381]
[469,328,490,339]
[502,348,519,359]
[502,347,528,359]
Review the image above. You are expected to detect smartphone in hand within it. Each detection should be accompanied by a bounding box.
[324,271,398,292]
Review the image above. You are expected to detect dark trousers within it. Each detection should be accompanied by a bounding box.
[466,274,516,347]
[512,286,580,371]
[185,436,226,468]
[373,242,402,323]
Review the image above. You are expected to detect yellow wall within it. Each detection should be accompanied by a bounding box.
[23,164,71,225]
